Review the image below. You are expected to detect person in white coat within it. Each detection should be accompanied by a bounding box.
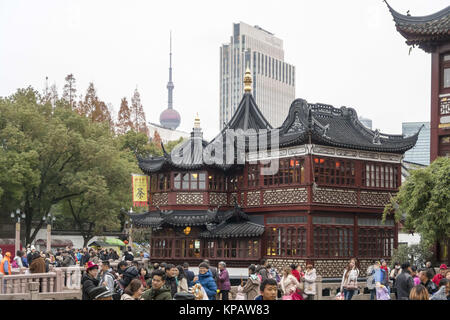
[340,260,360,300]
[280,266,303,300]
[303,263,317,300]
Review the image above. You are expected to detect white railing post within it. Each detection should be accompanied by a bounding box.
[316,275,322,300]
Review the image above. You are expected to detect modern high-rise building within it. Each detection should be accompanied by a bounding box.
[402,122,430,166]
[359,116,372,129]
[220,22,295,129]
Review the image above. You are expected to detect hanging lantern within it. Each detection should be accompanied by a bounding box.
[183,226,191,235]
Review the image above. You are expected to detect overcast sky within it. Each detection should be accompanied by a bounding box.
[1,0,448,140]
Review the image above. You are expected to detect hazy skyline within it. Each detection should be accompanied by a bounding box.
[1,0,448,140]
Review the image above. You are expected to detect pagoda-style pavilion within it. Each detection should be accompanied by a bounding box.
[130,69,420,277]
[386,1,450,265]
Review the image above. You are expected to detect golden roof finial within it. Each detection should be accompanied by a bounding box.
[194,112,200,129]
[244,67,252,93]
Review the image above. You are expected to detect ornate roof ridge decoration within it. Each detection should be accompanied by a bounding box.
[384,0,450,53]
[278,98,421,153]
[385,0,450,24]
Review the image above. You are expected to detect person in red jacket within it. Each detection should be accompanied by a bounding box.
[291,264,301,281]
[432,264,448,287]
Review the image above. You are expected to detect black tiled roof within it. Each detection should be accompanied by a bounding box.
[128,210,217,228]
[162,210,217,227]
[278,99,421,153]
[200,221,265,238]
[128,211,164,227]
[128,206,264,238]
[138,133,210,174]
[225,93,272,131]
[385,1,450,52]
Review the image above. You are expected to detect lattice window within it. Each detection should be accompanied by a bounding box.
[208,174,225,191]
[358,227,394,258]
[313,226,353,258]
[263,157,305,187]
[267,216,307,224]
[174,172,206,190]
[247,164,259,188]
[358,218,394,227]
[227,175,238,192]
[265,225,307,257]
[362,163,399,189]
[313,157,355,186]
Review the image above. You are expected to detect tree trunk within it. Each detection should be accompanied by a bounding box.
[83,236,90,248]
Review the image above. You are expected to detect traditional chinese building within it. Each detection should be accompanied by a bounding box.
[129,69,420,277]
[386,1,450,265]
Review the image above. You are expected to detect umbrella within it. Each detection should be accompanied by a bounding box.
[104,238,126,246]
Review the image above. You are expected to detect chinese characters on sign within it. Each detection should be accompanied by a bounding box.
[132,174,149,207]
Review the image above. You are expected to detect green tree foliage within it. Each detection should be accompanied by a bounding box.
[383,157,450,247]
[390,241,433,268]
[129,88,148,136]
[118,130,162,159]
[165,137,185,153]
[62,74,77,109]
[0,87,138,245]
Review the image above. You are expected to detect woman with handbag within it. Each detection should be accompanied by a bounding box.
[340,260,359,300]
[280,266,303,300]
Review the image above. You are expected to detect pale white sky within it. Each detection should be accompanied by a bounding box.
[1,0,448,140]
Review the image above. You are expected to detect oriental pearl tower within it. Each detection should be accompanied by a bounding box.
[159,31,181,130]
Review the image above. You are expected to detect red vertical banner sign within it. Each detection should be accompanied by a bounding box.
[132,174,149,207]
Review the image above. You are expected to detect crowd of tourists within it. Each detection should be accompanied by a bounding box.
[1,246,449,301]
[0,245,122,274]
[80,256,309,301]
[362,259,449,300]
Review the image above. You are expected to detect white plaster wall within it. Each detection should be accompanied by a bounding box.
[398,232,421,246]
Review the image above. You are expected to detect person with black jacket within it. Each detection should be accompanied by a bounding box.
[165,264,179,297]
[123,247,134,261]
[119,264,139,289]
[80,248,90,267]
[395,262,414,300]
[81,261,100,300]
[183,262,195,288]
[419,269,438,295]
[26,246,36,266]
[109,249,119,261]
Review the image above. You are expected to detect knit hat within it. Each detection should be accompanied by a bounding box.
[440,264,448,270]
[198,262,209,269]
[30,245,36,251]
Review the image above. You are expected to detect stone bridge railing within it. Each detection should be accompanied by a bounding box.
[0,258,150,300]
